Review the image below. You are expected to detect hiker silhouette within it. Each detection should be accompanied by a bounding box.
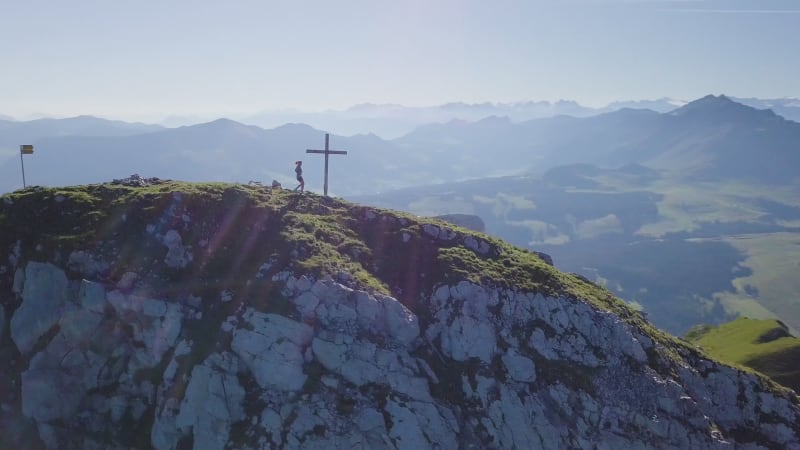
[294,161,304,192]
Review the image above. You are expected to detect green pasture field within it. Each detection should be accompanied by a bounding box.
[685,317,800,392]
[718,233,800,334]
[569,174,800,333]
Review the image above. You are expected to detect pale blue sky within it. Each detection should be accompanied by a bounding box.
[1,0,798,121]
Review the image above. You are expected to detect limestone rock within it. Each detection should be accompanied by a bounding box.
[502,348,536,383]
[231,310,314,391]
[173,352,245,450]
[11,262,69,354]
[3,260,800,450]
[162,229,191,268]
[68,251,110,277]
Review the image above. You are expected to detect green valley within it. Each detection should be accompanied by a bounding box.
[352,166,800,336]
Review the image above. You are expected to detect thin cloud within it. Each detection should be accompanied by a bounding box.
[581,0,800,13]
[662,8,800,13]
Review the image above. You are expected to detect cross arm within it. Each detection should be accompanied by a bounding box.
[306,149,348,155]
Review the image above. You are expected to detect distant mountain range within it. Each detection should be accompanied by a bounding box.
[4,96,798,139]
[0,115,162,148]
[389,94,800,183]
[1,95,799,195]
[237,97,800,138]
[239,100,602,138]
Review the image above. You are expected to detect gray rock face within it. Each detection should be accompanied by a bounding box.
[3,263,800,450]
[7,271,188,449]
[232,310,313,391]
[162,229,192,268]
[172,352,245,450]
[68,250,110,277]
[11,262,68,354]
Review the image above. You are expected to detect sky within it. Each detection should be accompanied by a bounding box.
[1,0,798,122]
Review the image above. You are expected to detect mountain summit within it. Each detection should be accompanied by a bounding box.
[1,181,799,449]
[669,94,781,122]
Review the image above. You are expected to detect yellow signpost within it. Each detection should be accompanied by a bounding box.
[19,144,34,188]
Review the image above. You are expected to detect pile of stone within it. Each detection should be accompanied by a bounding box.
[248,180,283,189]
[111,174,163,187]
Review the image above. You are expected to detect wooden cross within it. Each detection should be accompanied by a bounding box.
[306,133,348,196]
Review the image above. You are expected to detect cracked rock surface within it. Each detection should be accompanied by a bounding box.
[1,263,798,449]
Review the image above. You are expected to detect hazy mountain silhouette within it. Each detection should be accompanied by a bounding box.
[242,100,601,138]
[2,95,799,194]
[1,119,315,191]
[732,97,800,123]
[616,95,800,181]
[240,96,798,138]
[0,119,404,194]
[603,98,686,113]
[0,115,162,148]
[393,95,800,182]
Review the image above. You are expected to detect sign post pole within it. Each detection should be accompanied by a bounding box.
[19,145,34,188]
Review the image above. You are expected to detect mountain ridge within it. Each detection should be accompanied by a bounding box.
[4,94,798,137]
[1,181,799,449]
[670,94,782,121]
[2,95,799,194]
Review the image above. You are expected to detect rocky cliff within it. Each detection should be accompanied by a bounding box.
[1,182,798,450]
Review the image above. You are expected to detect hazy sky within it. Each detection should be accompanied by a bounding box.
[1,0,798,121]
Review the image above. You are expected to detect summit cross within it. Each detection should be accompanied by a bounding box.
[306,133,348,196]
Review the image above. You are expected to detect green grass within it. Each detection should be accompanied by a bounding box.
[569,175,800,335]
[634,179,780,238]
[718,233,800,334]
[567,172,800,239]
[685,317,800,392]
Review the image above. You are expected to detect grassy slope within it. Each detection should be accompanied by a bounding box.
[0,182,687,344]
[685,317,800,392]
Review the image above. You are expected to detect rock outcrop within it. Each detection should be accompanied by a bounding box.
[2,262,799,449]
[1,182,798,450]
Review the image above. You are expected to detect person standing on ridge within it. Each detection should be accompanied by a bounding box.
[294,160,304,192]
